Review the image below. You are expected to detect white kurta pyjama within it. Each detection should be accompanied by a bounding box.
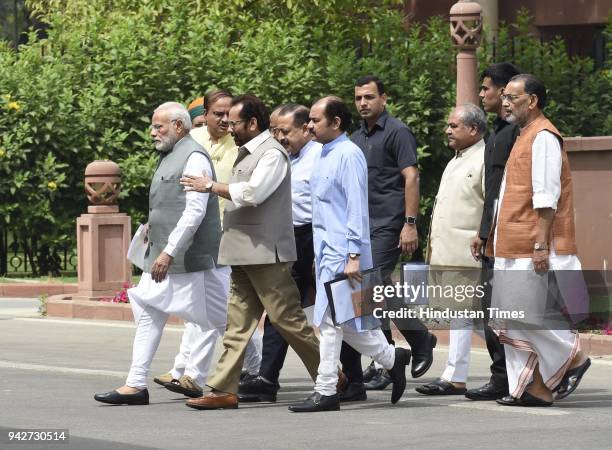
[125,150,229,388]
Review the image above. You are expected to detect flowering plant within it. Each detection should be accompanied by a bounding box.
[101,282,131,303]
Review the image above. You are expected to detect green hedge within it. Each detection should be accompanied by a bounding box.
[0,1,609,273]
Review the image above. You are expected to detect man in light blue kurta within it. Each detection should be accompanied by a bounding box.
[289,96,411,413]
[310,132,373,325]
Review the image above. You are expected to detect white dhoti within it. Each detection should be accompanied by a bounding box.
[493,251,582,398]
[500,328,578,397]
[126,266,230,388]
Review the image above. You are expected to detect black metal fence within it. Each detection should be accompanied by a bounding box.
[0,228,77,277]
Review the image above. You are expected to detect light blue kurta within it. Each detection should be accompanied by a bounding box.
[310,133,373,326]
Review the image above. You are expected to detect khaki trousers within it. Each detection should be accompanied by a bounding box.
[206,262,320,394]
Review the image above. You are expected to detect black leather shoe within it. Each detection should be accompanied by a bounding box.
[387,347,411,404]
[288,392,340,412]
[465,382,509,401]
[411,333,437,378]
[364,369,391,391]
[339,382,367,402]
[94,389,149,405]
[362,361,377,383]
[238,376,279,402]
[239,370,257,385]
[416,378,466,396]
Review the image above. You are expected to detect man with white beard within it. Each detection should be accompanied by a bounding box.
[94,102,229,405]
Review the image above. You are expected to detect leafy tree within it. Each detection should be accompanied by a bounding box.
[0,1,608,274]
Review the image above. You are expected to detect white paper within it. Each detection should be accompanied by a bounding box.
[328,278,360,324]
[402,262,429,305]
[127,224,147,271]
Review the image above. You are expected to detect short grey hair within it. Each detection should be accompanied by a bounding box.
[455,103,487,135]
[154,101,192,131]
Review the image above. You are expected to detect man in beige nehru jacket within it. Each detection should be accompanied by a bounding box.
[416,103,487,396]
[181,94,320,410]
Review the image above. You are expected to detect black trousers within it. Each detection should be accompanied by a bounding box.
[259,224,315,384]
[340,227,431,383]
[481,256,508,388]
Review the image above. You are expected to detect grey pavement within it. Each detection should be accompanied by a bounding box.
[0,298,611,450]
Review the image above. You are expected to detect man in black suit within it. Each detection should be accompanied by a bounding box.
[466,62,521,401]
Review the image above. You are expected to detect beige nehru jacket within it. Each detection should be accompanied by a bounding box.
[428,139,485,268]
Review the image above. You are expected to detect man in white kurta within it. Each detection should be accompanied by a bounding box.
[94,102,229,406]
[416,104,487,396]
[489,75,590,407]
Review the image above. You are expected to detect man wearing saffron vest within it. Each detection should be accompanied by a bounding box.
[486,74,591,407]
[182,94,320,410]
[94,102,229,405]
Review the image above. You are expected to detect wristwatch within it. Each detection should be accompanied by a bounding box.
[204,180,214,192]
[534,242,549,251]
[348,253,360,260]
[405,216,417,225]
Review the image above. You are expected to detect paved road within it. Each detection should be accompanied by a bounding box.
[1,299,611,450]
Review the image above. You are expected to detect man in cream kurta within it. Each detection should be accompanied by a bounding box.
[416,104,487,396]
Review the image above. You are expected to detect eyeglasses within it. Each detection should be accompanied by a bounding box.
[150,119,177,131]
[501,93,531,103]
[228,119,247,128]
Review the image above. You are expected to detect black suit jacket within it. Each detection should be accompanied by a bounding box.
[479,117,520,240]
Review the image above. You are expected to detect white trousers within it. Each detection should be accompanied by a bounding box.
[126,267,230,389]
[501,328,578,398]
[441,317,485,383]
[243,328,263,375]
[315,308,395,396]
[170,322,221,386]
[125,301,226,389]
[170,322,262,381]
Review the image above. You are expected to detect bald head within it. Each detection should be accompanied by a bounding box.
[308,96,352,144]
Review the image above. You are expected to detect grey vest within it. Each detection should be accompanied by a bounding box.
[144,135,222,274]
[218,136,297,265]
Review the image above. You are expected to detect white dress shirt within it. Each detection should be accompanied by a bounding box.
[290,140,321,226]
[227,130,288,208]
